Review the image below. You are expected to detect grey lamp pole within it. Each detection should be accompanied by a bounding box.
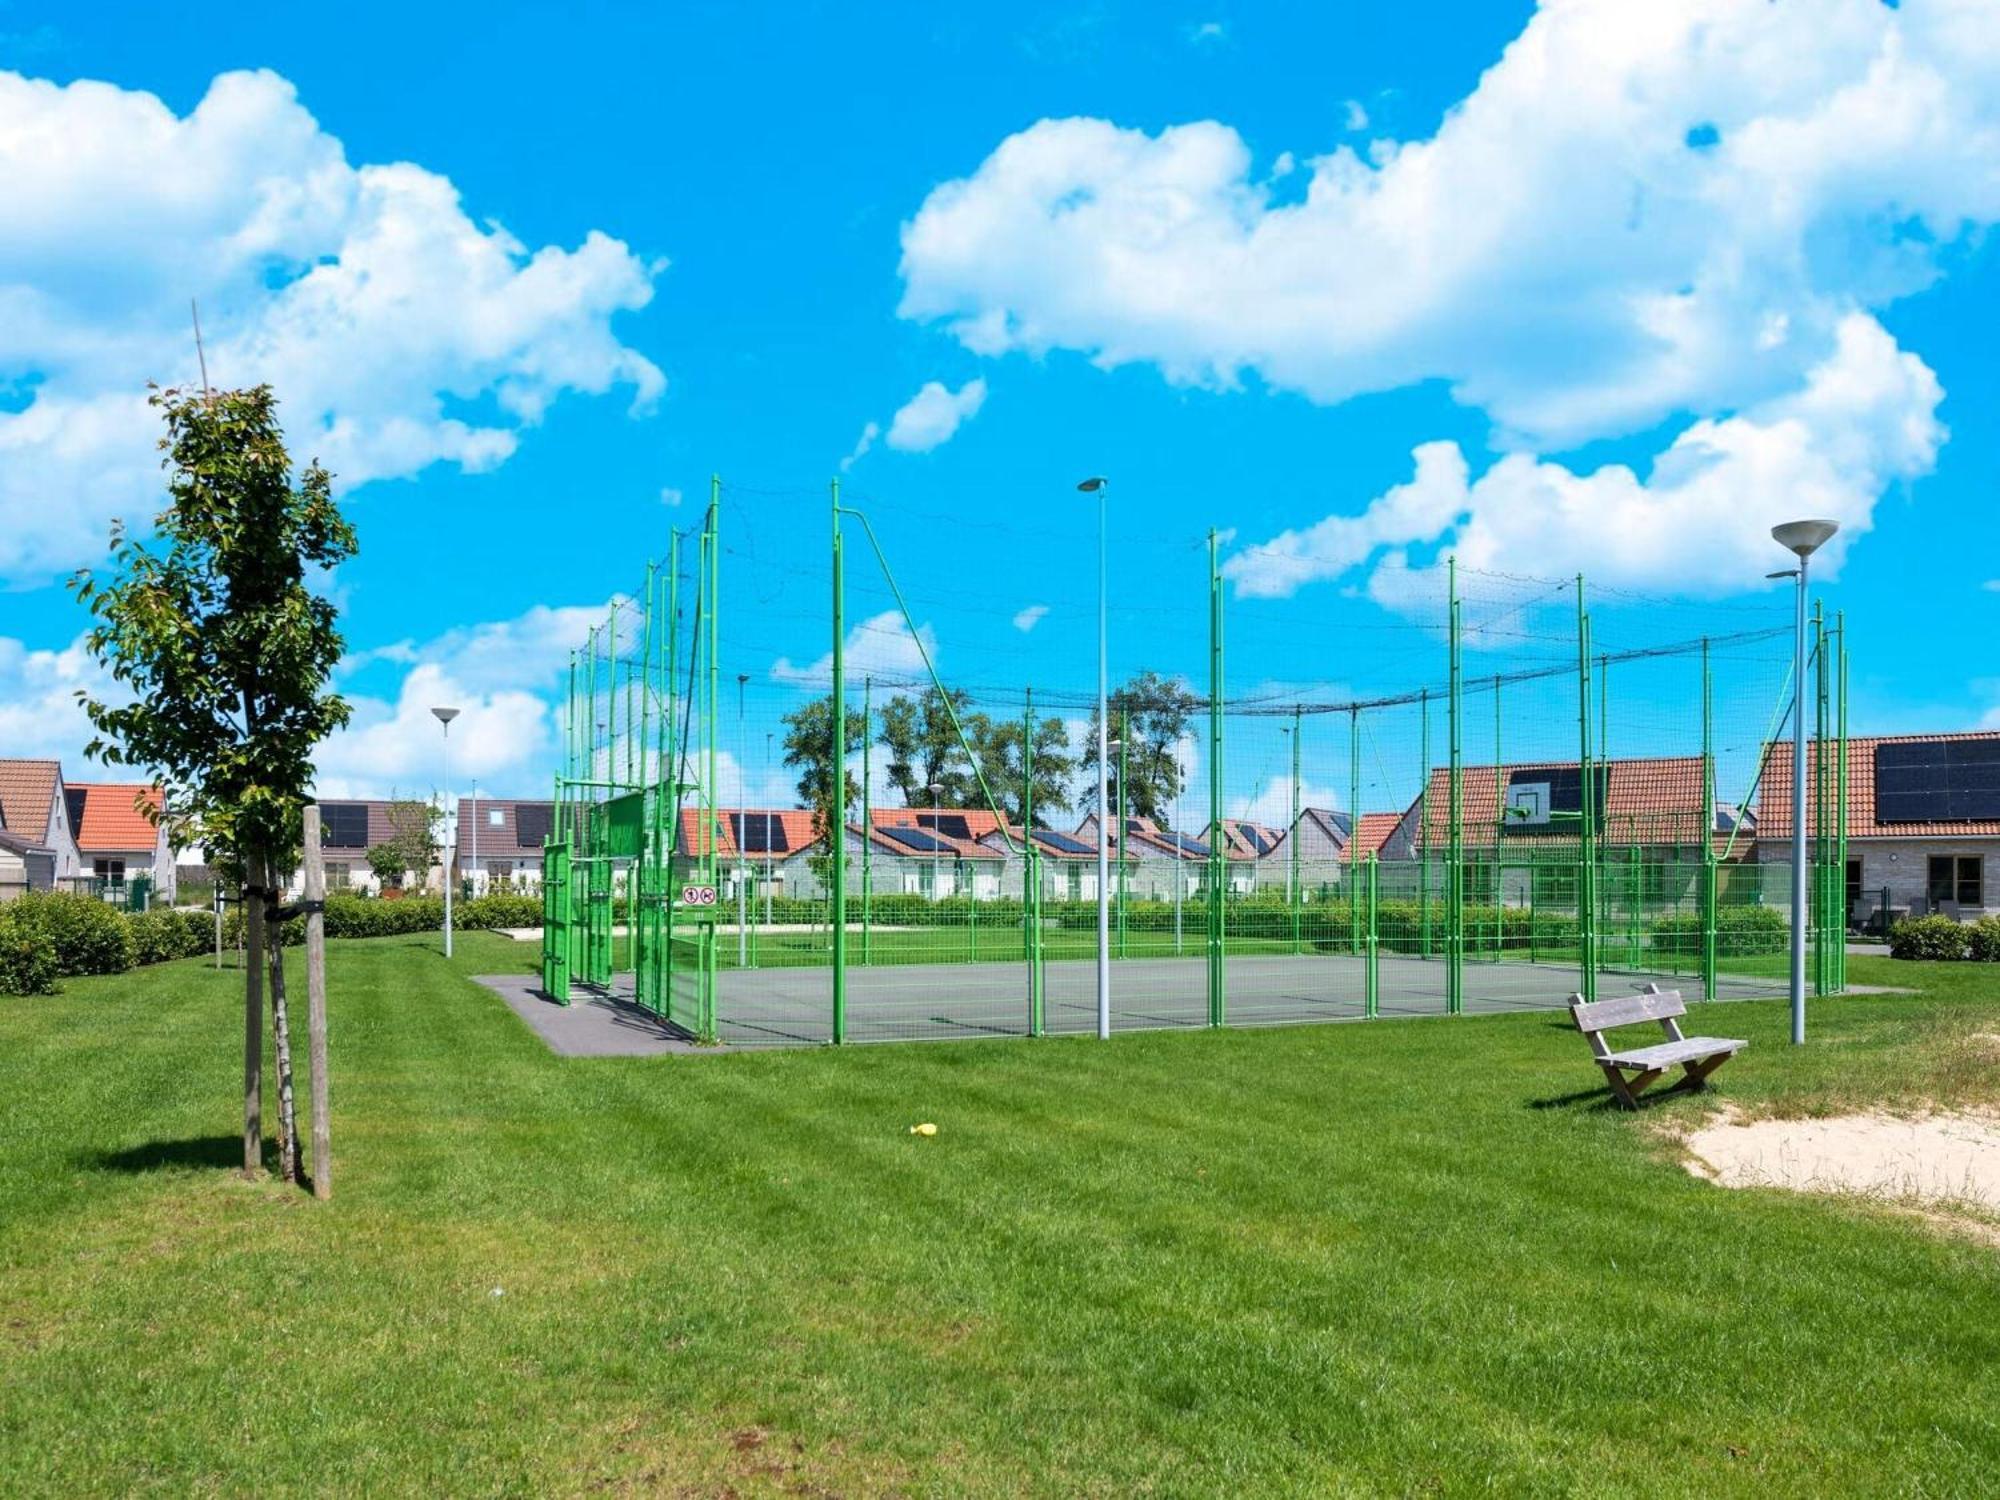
[431,705,460,957]
[1079,476,1110,1039]
[470,777,479,895]
[1770,519,1838,1046]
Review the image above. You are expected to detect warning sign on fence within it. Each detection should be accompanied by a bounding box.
[679,884,717,906]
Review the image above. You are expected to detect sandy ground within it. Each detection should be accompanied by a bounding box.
[1684,1107,2000,1211]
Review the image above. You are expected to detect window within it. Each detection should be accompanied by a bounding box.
[488,808,505,828]
[326,863,351,890]
[94,858,125,882]
[1928,855,1983,909]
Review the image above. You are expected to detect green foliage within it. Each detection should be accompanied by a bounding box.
[70,383,357,875]
[781,695,868,873]
[223,891,544,948]
[1968,917,2000,963]
[378,796,441,885]
[1647,905,1790,957]
[0,907,59,995]
[1889,914,1973,961]
[366,842,411,887]
[127,908,206,966]
[8,892,137,977]
[1081,671,1198,825]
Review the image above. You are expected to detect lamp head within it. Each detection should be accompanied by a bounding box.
[1076,476,1107,493]
[1771,519,1838,559]
[431,706,461,726]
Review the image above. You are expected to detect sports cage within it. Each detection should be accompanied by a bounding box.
[538,481,1851,1048]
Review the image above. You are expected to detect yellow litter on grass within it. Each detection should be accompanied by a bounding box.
[909,1122,938,1137]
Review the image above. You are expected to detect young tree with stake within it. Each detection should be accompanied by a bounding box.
[72,383,355,1187]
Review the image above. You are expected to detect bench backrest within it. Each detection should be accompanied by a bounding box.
[1570,987,1684,1037]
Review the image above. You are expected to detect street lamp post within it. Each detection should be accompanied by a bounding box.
[431,706,461,958]
[469,777,479,896]
[1079,476,1110,1039]
[1770,518,1838,1046]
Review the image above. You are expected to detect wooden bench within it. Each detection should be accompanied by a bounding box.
[1570,984,1746,1110]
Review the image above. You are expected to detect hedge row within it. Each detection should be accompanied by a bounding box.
[0,890,547,995]
[1888,914,2000,962]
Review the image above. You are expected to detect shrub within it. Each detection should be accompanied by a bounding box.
[1966,916,2000,963]
[10,891,135,977]
[1888,914,1971,962]
[127,907,204,966]
[0,906,60,995]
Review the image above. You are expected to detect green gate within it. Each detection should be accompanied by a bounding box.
[540,840,571,1000]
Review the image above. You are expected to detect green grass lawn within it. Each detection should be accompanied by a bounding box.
[2,937,1997,1495]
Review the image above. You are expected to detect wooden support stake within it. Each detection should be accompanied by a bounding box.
[243,854,265,1179]
[303,805,332,1200]
[268,902,299,1185]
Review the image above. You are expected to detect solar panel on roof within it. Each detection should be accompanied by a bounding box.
[1157,830,1208,857]
[321,803,368,849]
[1875,739,2000,822]
[916,811,972,841]
[731,812,791,854]
[1033,830,1092,854]
[880,825,951,853]
[514,803,553,849]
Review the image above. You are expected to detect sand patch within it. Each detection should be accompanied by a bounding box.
[1683,1107,2000,1210]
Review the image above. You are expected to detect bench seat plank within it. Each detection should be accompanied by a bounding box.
[1602,1037,1746,1072]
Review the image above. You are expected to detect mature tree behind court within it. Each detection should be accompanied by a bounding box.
[72,383,355,1181]
[1081,671,1198,825]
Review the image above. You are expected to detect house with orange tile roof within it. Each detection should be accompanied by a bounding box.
[0,758,83,888]
[64,782,174,900]
[671,806,1010,903]
[1391,756,1730,856]
[1755,730,2000,926]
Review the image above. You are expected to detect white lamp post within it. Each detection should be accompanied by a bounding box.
[1769,519,1838,1045]
[469,777,479,896]
[431,706,460,957]
[1079,475,1111,1039]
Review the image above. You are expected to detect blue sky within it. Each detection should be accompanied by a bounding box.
[1,1,1996,823]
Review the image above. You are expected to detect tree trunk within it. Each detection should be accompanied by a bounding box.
[269,908,299,1186]
[303,805,332,1200]
[243,855,265,1179]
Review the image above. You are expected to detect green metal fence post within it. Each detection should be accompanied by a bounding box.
[1349,704,1361,957]
[830,478,847,1043]
[1576,577,1596,1003]
[1025,685,1043,1036]
[1419,688,1431,960]
[702,478,721,1042]
[1837,615,1849,993]
[1117,708,1128,960]
[1364,851,1380,1019]
[1701,636,1718,1001]
[1207,528,1226,1028]
[1446,556,1463,1016]
[1290,704,1302,957]
[862,675,872,967]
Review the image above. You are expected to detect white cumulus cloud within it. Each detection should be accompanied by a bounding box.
[899,0,2000,593]
[1012,603,1049,632]
[1230,314,1944,598]
[0,67,665,584]
[885,377,987,452]
[771,609,940,689]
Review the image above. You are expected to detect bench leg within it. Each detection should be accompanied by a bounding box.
[1598,1064,1665,1110]
[1675,1053,1732,1092]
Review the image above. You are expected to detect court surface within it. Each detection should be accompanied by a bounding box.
[509,951,1784,1050]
